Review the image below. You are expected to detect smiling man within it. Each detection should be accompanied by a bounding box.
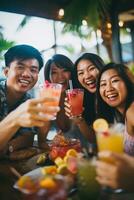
[0,44,59,155]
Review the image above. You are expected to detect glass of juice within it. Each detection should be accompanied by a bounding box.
[96,124,124,163]
[39,82,62,106]
[96,123,124,193]
[77,157,100,200]
[66,88,84,118]
[38,82,62,120]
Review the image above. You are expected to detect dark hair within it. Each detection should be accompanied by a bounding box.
[75,53,105,72]
[96,62,134,123]
[4,44,43,70]
[74,53,105,124]
[44,54,74,83]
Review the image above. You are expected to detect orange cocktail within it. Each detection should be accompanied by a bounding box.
[97,131,123,153]
[39,82,62,106]
[96,128,124,163]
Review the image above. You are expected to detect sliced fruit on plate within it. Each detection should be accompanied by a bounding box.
[67,157,78,174]
[93,118,109,133]
[66,149,77,157]
[54,157,65,166]
[17,176,36,191]
[57,163,69,175]
[41,165,57,175]
[39,177,56,189]
[63,155,70,163]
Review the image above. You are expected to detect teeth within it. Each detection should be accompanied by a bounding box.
[107,94,118,98]
[86,80,95,85]
[19,80,29,84]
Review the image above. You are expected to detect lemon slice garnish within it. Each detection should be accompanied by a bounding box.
[93,118,109,132]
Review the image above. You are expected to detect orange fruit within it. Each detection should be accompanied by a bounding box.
[41,166,57,175]
[17,176,31,188]
[40,177,56,189]
[66,149,77,157]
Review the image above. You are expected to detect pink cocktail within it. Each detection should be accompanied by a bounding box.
[66,88,84,118]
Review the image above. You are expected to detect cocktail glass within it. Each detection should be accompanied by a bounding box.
[96,124,124,193]
[66,88,84,118]
[96,124,124,163]
[77,157,100,200]
[39,82,62,106]
[37,82,62,120]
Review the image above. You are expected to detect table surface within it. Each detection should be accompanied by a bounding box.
[0,155,134,200]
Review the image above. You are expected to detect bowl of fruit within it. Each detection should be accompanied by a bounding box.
[49,132,82,161]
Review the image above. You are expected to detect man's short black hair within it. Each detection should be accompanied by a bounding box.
[4,44,44,70]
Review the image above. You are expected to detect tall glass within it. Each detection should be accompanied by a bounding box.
[77,158,100,200]
[96,126,124,163]
[96,124,124,193]
[66,88,84,118]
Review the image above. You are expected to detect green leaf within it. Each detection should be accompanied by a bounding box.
[16,16,32,31]
[63,0,112,31]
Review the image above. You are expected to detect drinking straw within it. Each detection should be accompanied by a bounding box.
[69,80,73,90]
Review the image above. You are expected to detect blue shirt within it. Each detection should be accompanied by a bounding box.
[0,80,37,138]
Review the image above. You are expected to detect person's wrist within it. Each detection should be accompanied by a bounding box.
[9,110,20,130]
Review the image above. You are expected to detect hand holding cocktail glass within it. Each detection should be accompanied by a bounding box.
[93,119,124,162]
[96,151,134,192]
[65,81,84,120]
[93,119,124,192]
[35,81,62,121]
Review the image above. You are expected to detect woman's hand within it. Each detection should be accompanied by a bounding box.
[64,97,73,119]
[96,151,134,192]
[64,97,83,121]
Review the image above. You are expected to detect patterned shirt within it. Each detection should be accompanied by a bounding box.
[0,80,37,138]
[124,121,134,156]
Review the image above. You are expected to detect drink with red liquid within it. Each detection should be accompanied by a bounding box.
[66,89,84,118]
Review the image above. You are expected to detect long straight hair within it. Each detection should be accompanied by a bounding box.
[96,62,134,123]
[74,53,105,124]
